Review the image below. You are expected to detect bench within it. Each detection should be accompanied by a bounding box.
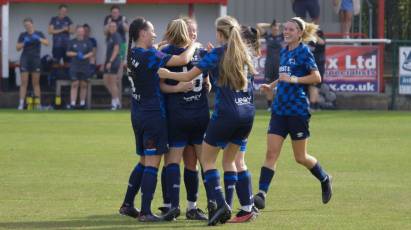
[56,78,116,109]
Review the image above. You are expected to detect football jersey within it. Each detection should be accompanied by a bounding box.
[196,46,255,123]
[128,47,172,118]
[161,45,208,115]
[273,43,318,117]
[49,16,72,47]
[18,31,45,58]
[67,38,94,73]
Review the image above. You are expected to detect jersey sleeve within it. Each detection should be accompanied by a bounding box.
[86,41,93,53]
[67,40,75,52]
[49,17,56,26]
[304,48,318,71]
[196,48,220,72]
[91,38,97,48]
[146,48,172,70]
[17,33,25,43]
[114,33,122,46]
[38,31,45,39]
[199,48,208,58]
[67,17,73,26]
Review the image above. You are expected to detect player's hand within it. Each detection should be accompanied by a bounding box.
[207,42,214,52]
[157,68,170,78]
[203,80,212,93]
[77,52,84,60]
[23,36,31,45]
[63,26,69,32]
[279,73,291,83]
[259,84,272,94]
[178,81,194,93]
[32,34,41,41]
[106,62,112,71]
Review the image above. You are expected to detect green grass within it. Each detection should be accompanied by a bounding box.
[1,110,411,229]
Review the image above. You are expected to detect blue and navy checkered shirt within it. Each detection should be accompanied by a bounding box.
[272,43,318,117]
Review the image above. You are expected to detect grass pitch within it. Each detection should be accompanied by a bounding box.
[1,110,410,229]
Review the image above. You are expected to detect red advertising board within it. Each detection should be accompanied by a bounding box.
[324,46,380,93]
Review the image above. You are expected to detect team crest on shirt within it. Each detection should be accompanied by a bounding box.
[191,54,200,63]
[289,58,296,65]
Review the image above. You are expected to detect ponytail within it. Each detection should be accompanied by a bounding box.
[290,17,319,43]
[301,22,319,43]
[216,16,256,90]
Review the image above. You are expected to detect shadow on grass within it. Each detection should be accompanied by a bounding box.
[0,214,206,229]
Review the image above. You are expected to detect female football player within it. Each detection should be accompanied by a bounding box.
[254,17,332,210]
[158,16,256,226]
[119,17,200,222]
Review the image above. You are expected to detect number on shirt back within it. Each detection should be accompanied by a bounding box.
[182,66,203,92]
[127,68,136,93]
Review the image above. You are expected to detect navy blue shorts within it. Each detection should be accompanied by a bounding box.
[292,0,320,20]
[104,59,121,74]
[20,56,41,73]
[52,46,70,63]
[268,113,310,140]
[168,111,209,148]
[204,119,253,148]
[70,70,91,81]
[131,114,169,156]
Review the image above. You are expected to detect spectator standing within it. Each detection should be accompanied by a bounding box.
[16,18,49,110]
[66,26,94,109]
[307,29,326,110]
[83,24,98,77]
[48,4,74,65]
[104,5,129,107]
[334,0,361,38]
[103,22,122,110]
[292,0,320,24]
[104,5,129,61]
[256,19,284,110]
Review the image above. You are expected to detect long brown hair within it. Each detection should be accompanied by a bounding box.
[216,16,256,90]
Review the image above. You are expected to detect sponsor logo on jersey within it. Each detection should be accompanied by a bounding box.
[183,93,202,102]
[235,96,252,105]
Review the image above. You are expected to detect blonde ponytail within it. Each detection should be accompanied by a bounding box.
[216,16,256,90]
[302,22,319,43]
[290,17,319,43]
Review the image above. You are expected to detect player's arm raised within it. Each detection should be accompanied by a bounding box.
[158,66,202,82]
[165,42,201,67]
